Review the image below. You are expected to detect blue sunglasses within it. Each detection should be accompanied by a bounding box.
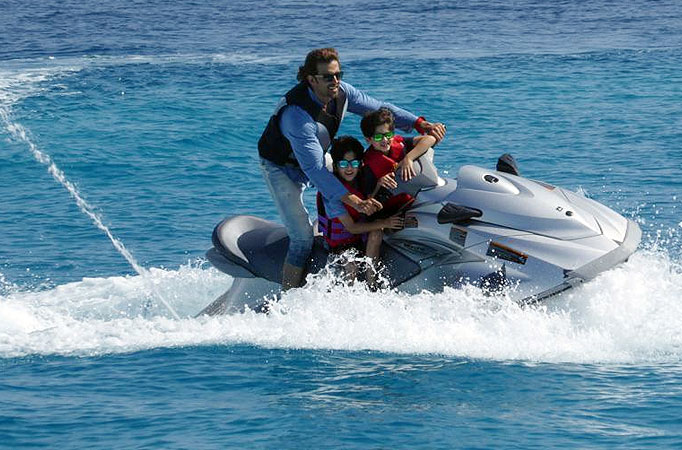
[337,159,361,169]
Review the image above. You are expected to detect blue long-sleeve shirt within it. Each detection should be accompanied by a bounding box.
[279,81,419,218]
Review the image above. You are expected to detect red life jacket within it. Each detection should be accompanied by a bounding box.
[363,135,414,215]
[364,135,405,179]
[317,181,364,250]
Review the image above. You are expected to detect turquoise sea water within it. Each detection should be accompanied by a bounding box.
[2,0,682,447]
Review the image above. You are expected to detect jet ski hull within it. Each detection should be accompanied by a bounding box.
[201,164,641,315]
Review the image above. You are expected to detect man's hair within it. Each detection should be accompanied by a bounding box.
[360,107,395,137]
[297,48,340,82]
[330,136,364,162]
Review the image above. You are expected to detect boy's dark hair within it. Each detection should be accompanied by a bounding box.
[297,48,340,83]
[360,107,395,138]
[330,136,364,163]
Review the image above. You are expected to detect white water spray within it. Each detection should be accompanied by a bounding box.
[0,107,181,320]
[1,250,681,361]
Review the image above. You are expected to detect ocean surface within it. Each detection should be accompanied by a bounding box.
[2,0,682,447]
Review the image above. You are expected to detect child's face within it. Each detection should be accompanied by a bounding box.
[335,151,361,183]
[366,123,394,154]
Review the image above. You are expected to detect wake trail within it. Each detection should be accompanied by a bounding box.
[0,106,181,320]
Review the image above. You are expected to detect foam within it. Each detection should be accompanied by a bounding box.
[1,251,681,363]
[0,62,85,109]
[0,52,295,117]
[0,52,276,109]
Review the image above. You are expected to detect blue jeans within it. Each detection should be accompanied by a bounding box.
[260,158,314,269]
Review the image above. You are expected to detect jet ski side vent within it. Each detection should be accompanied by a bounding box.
[437,203,482,224]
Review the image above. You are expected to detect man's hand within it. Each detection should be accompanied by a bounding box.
[343,193,382,215]
[356,197,382,215]
[419,120,447,143]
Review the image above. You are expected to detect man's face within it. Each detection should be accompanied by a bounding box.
[307,60,342,102]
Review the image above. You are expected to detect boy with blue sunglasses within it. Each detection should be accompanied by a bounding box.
[317,136,404,286]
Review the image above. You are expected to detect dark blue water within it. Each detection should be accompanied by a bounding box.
[3,348,681,448]
[2,0,682,447]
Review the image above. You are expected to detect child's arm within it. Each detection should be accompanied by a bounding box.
[397,134,437,181]
[338,213,404,235]
[362,166,397,199]
[369,175,398,199]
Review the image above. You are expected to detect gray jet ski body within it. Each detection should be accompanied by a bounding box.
[202,153,640,315]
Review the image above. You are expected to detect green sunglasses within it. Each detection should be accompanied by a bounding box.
[372,131,395,142]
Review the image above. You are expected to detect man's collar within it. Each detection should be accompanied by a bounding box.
[307,86,325,107]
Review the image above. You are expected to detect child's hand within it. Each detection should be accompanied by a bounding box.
[404,215,418,228]
[398,158,416,181]
[383,214,405,230]
[378,173,398,189]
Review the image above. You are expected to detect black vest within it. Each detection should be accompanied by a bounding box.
[258,82,348,166]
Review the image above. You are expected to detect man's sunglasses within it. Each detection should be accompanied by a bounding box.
[315,71,343,82]
[336,159,361,169]
[372,131,395,142]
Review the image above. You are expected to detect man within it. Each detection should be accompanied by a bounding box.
[259,48,446,289]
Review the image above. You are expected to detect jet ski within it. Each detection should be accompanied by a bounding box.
[200,150,641,315]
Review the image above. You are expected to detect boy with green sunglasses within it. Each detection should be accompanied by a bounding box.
[360,108,437,217]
